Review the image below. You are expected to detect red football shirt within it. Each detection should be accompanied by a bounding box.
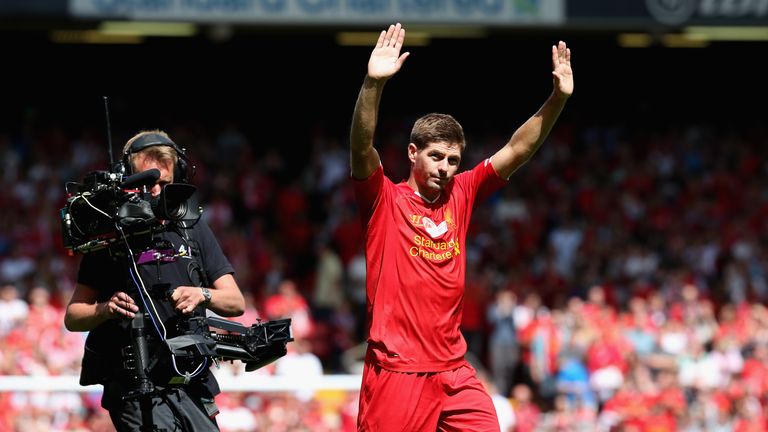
[354,159,507,372]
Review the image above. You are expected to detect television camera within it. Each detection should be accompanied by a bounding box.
[64,166,294,385]
[64,100,293,410]
[60,167,201,255]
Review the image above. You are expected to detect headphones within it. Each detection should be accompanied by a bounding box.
[120,132,194,184]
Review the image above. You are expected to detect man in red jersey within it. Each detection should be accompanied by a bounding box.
[350,22,574,431]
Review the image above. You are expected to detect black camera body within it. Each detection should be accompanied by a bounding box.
[60,168,202,255]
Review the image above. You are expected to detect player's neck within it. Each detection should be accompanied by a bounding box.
[415,190,440,203]
[407,177,440,203]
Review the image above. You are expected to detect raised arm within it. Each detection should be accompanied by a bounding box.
[491,41,574,180]
[349,23,410,180]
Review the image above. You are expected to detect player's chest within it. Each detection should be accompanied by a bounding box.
[394,198,462,240]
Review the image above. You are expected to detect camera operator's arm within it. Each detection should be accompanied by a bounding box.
[64,283,139,332]
[171,274,244,317]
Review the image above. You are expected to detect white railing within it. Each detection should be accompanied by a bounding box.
[0,374,362,393]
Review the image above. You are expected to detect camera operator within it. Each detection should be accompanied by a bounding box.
[64,130,246,432]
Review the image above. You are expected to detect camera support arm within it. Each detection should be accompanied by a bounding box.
[163,316,294,373]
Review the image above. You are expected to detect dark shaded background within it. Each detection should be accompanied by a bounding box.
[2,24,762,151]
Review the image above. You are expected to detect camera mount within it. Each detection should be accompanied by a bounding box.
[122,313,293,391]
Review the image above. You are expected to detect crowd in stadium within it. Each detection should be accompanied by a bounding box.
[1,111,767,431]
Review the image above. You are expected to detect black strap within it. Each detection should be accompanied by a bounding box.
[172,222,210,288]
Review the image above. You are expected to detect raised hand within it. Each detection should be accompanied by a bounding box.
[551,41,574,98]
[368,23,410,80]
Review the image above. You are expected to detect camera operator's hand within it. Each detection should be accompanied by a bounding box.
[171,286,207,315]
[102,292,139,320]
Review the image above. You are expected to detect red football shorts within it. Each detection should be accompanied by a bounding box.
[357,361,500,432]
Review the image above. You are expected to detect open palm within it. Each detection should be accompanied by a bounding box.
[552,41,574,97]
[368,23,410,80]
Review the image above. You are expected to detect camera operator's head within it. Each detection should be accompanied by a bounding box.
[123,130,179,197]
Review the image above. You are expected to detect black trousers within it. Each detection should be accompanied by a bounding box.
[104,382,219,432]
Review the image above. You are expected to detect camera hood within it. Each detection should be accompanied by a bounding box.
[152,183,202,223]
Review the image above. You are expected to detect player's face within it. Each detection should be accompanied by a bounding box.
[409,141,462,196]
[134,154,174,197]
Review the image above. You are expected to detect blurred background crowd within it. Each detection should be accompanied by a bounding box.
[2,2,768,429]
[1,103,768,430]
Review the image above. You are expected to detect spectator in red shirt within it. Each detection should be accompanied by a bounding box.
[263,279,314,340]
[511,383,541,432]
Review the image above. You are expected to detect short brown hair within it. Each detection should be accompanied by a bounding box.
[409,113,465,151]
[123,130,178,172]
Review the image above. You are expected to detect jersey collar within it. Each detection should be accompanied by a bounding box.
[414,190,440,204]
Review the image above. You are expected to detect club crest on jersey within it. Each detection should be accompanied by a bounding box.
[409,209,456,239]
[422,217,447,238]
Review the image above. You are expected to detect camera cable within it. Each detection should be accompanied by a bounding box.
[118,225,209,382]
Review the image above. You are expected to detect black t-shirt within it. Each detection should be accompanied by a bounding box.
[76,219,234,398]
